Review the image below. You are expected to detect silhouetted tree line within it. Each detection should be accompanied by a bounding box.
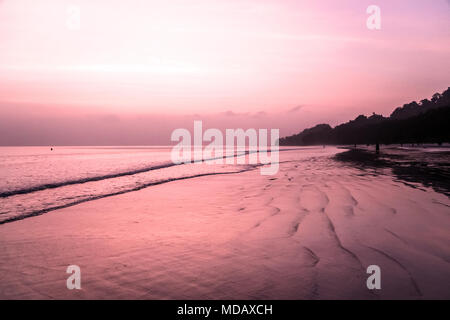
[279,87,450,146]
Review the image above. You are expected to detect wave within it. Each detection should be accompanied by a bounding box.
[0,161,177,198]
[0,147,292,198]
[0,166,257,225]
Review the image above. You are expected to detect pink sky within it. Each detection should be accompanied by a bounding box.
[0,0,449,145]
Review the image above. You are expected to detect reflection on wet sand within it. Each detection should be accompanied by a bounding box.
[335,147,450,197]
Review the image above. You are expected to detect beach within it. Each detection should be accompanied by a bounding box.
[0,147,449,299]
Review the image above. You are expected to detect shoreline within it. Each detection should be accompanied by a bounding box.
[0,146,307,225]
[1,148,449,299]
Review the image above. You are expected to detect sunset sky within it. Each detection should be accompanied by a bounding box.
[0,0,449,145]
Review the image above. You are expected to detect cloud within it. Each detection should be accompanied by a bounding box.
[252,111,267,118]
[222,110,239,117]
[221,110,251,117]
[288,105,304,113]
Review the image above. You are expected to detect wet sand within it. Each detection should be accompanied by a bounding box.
[0,148,449,299]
